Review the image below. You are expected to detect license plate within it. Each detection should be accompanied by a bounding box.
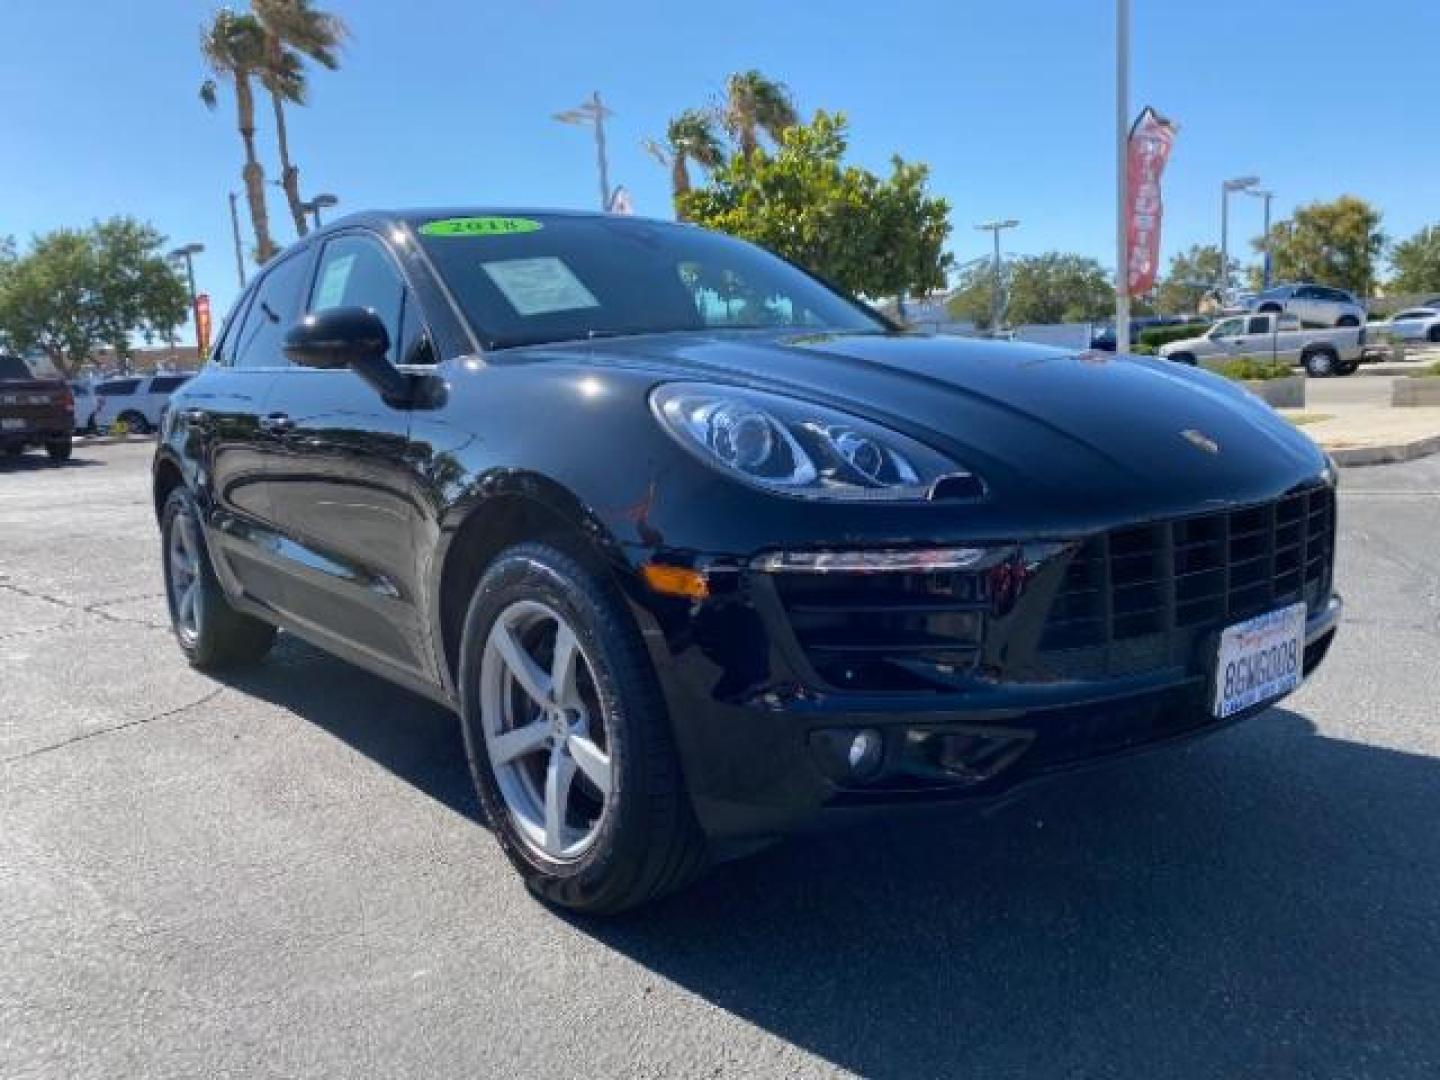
[1213,602,1307,718]
[1,418,24,431]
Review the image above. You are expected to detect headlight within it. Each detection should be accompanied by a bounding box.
[651,382,980,501]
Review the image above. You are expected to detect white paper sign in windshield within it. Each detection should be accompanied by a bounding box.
[313,253,356,310]
[482,257,600,317]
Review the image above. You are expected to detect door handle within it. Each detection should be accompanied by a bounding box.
[259,413,295,434]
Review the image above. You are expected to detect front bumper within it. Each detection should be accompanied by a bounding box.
[626,483,1342,842]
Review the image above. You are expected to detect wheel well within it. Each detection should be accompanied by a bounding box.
[153,457,184,521]
[436,494,608,689]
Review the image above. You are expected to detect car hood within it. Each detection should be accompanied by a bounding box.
[517,330,1327,519]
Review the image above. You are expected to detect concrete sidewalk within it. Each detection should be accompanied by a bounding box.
[1281,372,1440,466]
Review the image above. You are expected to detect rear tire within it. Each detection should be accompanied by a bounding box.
[1304,348,1339,378]
[1428,325,1440,344]
[458,542,708,915]
[118,410,151,435]
[45,437,72,463]
[161,488,277,670]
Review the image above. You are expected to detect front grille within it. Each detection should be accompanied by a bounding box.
[1041,483,1335,653]
[770,571,986,691]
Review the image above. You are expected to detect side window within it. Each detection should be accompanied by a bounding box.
[232,253,312,369]
[1295,286,1322,300]
[98,379,139,396]
[309,234,405,363]
[1246,316,1270,335]
[149,375,190,394]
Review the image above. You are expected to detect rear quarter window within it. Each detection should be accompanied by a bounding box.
[97,379,140,396]
[148,375,191,393]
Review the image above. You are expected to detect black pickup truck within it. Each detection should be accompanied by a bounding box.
[0,352,73,462]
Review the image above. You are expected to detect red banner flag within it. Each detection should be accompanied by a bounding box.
[1125,107,1176,297]
[195,294,212,360]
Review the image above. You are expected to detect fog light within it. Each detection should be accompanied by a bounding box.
[810,727,886,783]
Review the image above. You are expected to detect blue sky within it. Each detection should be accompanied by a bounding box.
[4,0,1437,342]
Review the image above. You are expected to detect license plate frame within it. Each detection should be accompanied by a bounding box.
[1212,601,1308,719]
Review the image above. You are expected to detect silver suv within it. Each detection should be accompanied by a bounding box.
[1248,284,1365,328]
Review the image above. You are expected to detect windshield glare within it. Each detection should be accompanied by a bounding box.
[416,215,884,349]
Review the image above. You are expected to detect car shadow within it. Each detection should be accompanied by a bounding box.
[216,640,1440,1077]
[0,454,105,472]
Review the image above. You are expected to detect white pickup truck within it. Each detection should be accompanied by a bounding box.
[1158,312,1367,377]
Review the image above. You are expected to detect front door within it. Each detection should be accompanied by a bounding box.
[190,247,315,612]
[262,230,437,684]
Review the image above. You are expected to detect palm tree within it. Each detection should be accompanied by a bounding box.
[252,0,348,238]
[722,70,798,158]
[644,110,726,216]
[200,10,278,264]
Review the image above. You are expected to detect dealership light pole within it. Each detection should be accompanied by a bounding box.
[169,242,204,346]
[1115,0,1130,352]
[302,193,339,229]
[975,219,1019,333]
[1245,187,1275,289]
[227,192,247,289]
[1220,175,1259,298]
[555,91,615,211]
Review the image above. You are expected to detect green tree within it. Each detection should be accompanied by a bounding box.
[645,110,727,216]
[679,112,951,303]
[1389,224,1440,295]
[722,70,799,158]
[1253,195,1385,297]
[0,218,189,376]
[1154,244,1223,315]
[201,9,278,264]
[253,0,348,238]
[1007,253,1113,325]
[945,260,1003,328]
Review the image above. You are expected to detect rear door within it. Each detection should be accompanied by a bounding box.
[1292,285,1326,327]
[184,247,314,611]
[260,229,438,683]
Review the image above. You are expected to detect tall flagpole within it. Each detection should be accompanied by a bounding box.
[1115,0,1131,353]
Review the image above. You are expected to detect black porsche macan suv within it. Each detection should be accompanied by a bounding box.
[154,210,1340,913]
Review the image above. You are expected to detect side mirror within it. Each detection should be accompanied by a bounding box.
[283,306,389,369]
[284,307,410,402]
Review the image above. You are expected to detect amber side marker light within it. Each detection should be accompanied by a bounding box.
[641,563,710,600]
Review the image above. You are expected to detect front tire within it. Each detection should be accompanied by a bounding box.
[161,488,277,669]
[458,542,707,914]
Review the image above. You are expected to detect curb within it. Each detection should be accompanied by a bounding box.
[74,434,156,447]
[1329,433,1440,467]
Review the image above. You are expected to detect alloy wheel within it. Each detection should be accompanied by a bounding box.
[167,512,203,645]
[480,600,614,862]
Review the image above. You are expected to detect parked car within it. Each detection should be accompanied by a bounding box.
[1159,312,1367,377]
[1377,307,1440,344]
[1,351,73,462]
[92,372,193,434]
[1247,284,1365,328]
[153,209,1341,913]
[69,379,99,433]
[1088,316,1186,352]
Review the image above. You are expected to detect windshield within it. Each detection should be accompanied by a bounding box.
[0,354,36,380]
[416,214,885,349]
[1210,318,1244,337]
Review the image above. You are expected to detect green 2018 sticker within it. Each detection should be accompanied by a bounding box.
[420,216,543,237]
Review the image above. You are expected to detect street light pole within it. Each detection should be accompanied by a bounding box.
[168,242,205,349]
[302,193,339,229]
[1246,188,1274,289]
[975,220,1019,333]
[1115,0,1131,353]
[228,192,246,289]
[555,92,615,210]
[1220,175,1259,299]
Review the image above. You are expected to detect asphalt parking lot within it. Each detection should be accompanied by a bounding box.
[3,441,1438,1079]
